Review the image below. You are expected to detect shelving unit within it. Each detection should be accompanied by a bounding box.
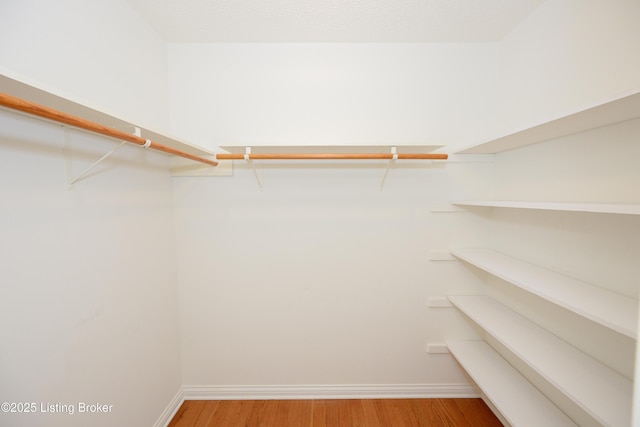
[450,247,638,338]
[455,89,640,154]
[451,201,640,216]
[448,295,632,427]
[447,340,576,427]
[446,83,639,427]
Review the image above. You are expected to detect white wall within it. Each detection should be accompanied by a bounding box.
[0,0,170,131]
[168,43,498,389]
[0,110,182,427]
[168,43,499,150]
[0,1,182,426]
[496,0,640,132]
[173,161,494,388]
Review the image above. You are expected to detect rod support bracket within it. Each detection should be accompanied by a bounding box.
[244,147,263,190]
[380,146,397,189]
[65,125,141,188]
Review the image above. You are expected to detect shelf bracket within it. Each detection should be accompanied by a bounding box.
[245,147,263,190]
[65,126,141,189]
[380,146,397,189]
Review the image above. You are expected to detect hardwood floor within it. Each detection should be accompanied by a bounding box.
[167,399,503,426]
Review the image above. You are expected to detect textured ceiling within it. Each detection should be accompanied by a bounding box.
[126,0,546,43]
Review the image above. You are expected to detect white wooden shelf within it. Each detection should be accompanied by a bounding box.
[451,248,638,338]
[0,73,214,157]
[455,89,640,154]
[219,145,444,154]
[451,200,640,216]
[448,340,576,427]
[448,295,632,427]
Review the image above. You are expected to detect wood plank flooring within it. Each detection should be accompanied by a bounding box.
[168,399,502,426]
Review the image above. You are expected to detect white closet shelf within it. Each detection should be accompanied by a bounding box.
[455,89,640,154]
[0,73,214,157]
[451,200,640,215]
[219,145,444,154]
[451,248,638,338]
[448,340,576,427]
[448,295,632,427]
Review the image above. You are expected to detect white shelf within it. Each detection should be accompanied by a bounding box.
[451,200,640,215]
[219,145,444,154]
[0,73,214,157]
[451,248,638,338]
[455,89,640,154]
[449,295,632,427]
[448,340,576,427]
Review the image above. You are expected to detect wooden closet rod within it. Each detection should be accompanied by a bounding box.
[0,92,219,167]
[216,152,448,160]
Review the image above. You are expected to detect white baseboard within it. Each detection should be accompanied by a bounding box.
[153,388,184,427]
[155,383,480,425]
[182,384,480,400]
